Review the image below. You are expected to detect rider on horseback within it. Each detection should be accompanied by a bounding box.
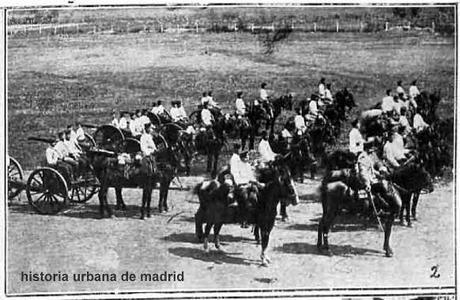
[356,140,391,211]
[258,131,278,163]
[228,143,261,228]
[235,91,246,117]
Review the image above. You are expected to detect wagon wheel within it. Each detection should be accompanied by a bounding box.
[71,166,99,203]
[159,122,184,145]
[153,133,168,151]
[93,125,125,152]
[8,156,24,200]
[189,110,202,125]
[147,112,162,126]
[124,137,141,154]
[26,167,69,214]
[77,133,96,151]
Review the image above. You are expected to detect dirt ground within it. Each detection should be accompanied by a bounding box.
[7,175,454,294]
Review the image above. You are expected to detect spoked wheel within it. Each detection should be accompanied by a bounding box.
[77,133,96,151]
[71,167,100,203]
[26,167,69,214]
[153,133,169,152]
[8,156,24,200]
[93,125,125,152]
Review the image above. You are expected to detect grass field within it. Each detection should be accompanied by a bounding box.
[7,30,455,169]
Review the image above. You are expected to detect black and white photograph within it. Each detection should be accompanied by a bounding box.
[3,2,457,298]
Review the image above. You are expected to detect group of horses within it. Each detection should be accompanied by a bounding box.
[75,86,451,265]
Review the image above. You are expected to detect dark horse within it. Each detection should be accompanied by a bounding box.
[194,117,227,177]
[222,115,253,151]
[86,147,178,218]
[272,94,294,121]
[247,102,274,145]
[194,160,299,266]
[317,178,402,257]
[414,91,441,124]
[322,88,356,137]
[392,162,434,227]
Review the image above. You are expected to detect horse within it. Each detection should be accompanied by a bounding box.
[159,122,195,176]
[307,115,335,166]
[247,102,274,140]
[222,114,254,151]
[334,88,356,118]
[414,91,441,124]
[360,109,391,138]
[86,147,178,219]
[194,117,227,177]
[391,162,434,227]
[317,178,402,257]
[194,160,299,266]
[287,133,317,181]
[325,149,356,172]
[321,88,355,137]
[272,93,294,120]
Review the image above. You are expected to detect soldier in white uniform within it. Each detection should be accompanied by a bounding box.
[258,131,277,163]
[140,123,157,157]
[235,91,246,117]
[349,119,364,156]
[229,144,259,228]
[294,108,306,134]
[200,103,213,127]
[381,89,395,114]
[318,78,326,99]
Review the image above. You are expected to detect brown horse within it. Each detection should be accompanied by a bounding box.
[317,179,402,257]
[86,147,178,219]
[194,160,298,266]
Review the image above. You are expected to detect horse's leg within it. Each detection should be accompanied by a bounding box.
[98,185,108,218]
[405,193,412,227]
[412,192,420,221]
[146,184,153,218]
[383,214,395,257]
[384,190,402,257]
[203,223,213,253]
[115,187,126,210]
[195,208,204,242]
[254,225,260,244]
[213,223,223,250]
[322,205,337,255]
[280,202,288,222]
[140,187,147,220]
[317,218,323,249]
[260,223,274,266]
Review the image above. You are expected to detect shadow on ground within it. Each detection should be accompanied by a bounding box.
[162,232,255,245]
[274,242,383,257]
[168,247,259,266]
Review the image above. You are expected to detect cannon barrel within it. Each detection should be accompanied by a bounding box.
[28,137,56,144]
[81,123,98,129]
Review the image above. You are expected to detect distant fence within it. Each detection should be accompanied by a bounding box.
[7,19,445,37]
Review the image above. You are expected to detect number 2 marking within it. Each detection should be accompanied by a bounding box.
[431,265,440,278]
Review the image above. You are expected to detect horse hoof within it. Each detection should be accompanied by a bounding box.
[407,222,412,228]
[164,206,169,212]
[261,261,269,267]
[140,215,145,220]
[385,250,394,257]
